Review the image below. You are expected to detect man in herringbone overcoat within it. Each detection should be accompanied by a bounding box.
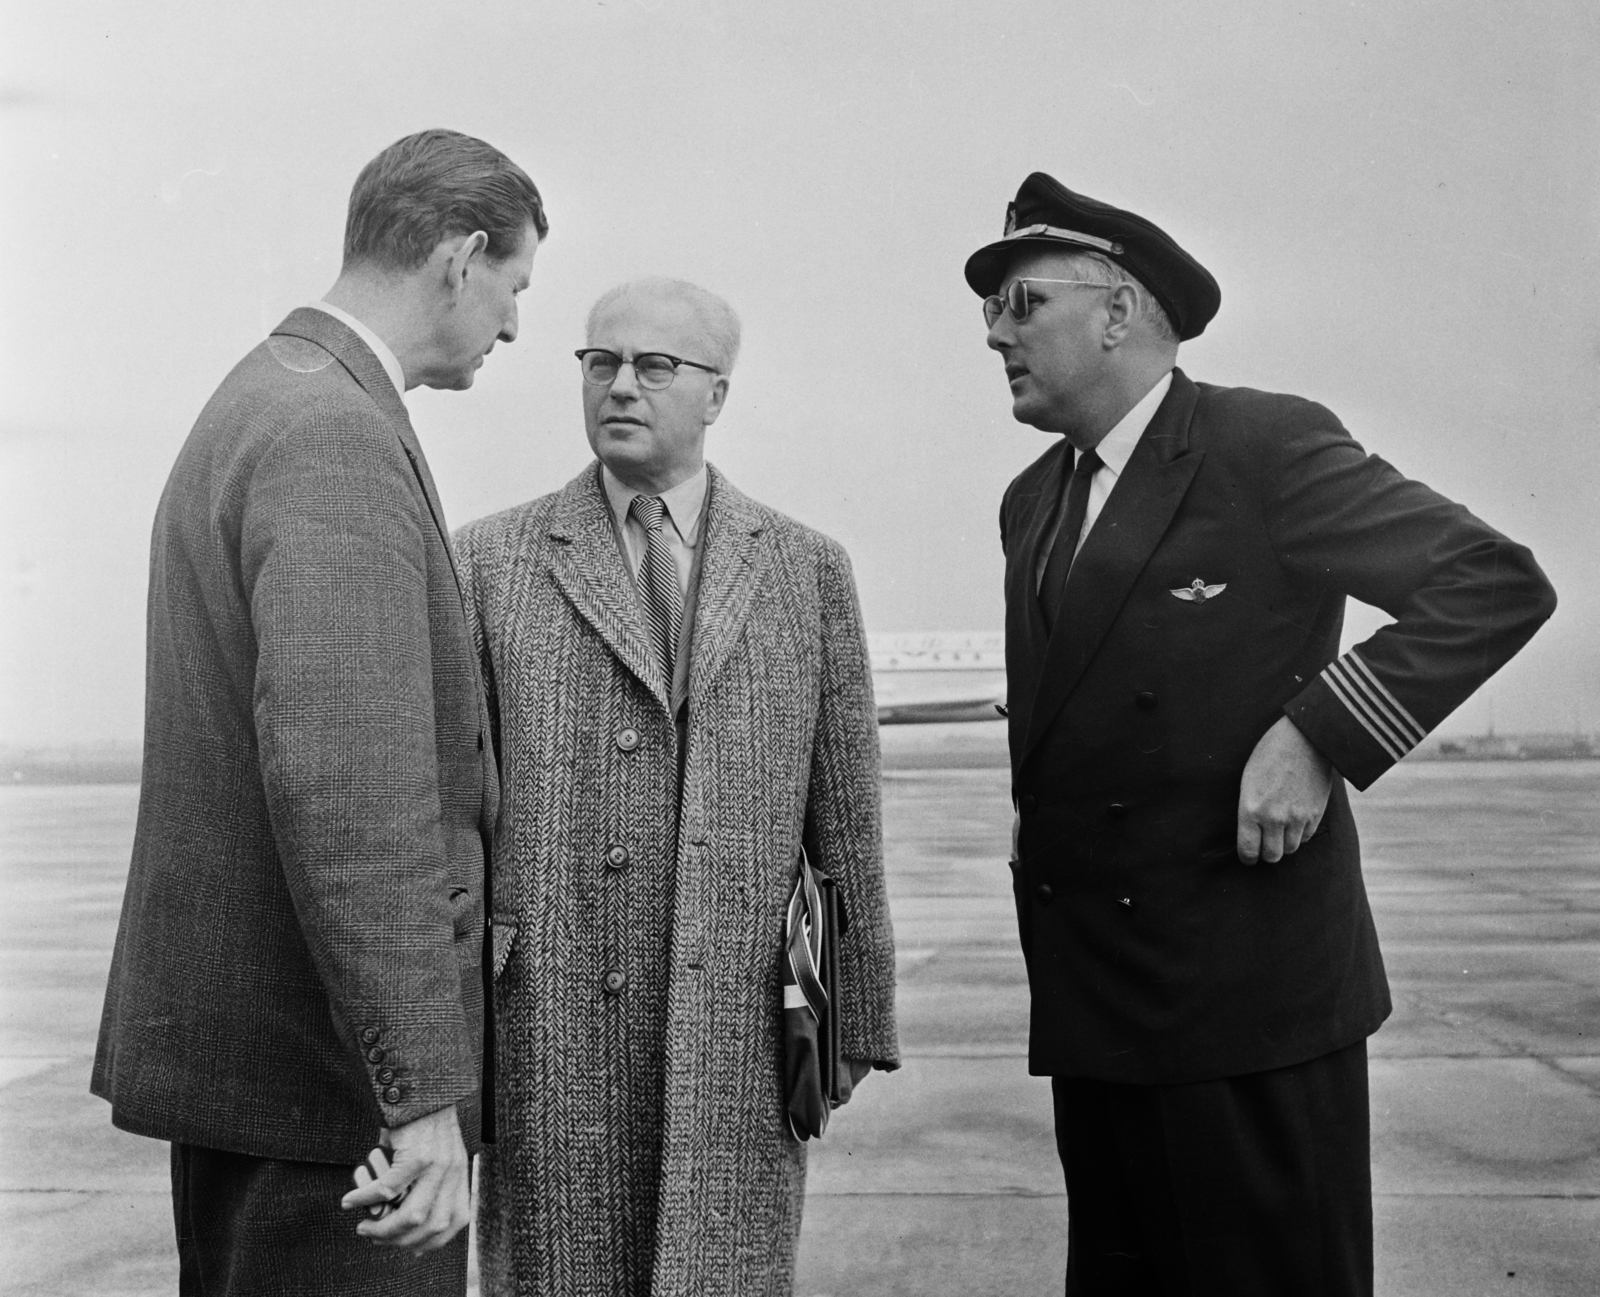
[455,277,900,1296]
[92,131,546,1293]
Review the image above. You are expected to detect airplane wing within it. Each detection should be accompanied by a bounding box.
[868,632,1006,726]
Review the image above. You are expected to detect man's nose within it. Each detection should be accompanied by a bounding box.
[986,318,1011,352]
[500,301,519,344]
[608,359,641,398]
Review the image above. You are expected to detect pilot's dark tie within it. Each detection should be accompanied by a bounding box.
[1039,447,1103,630]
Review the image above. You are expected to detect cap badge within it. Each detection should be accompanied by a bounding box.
[1170,579,1227,604]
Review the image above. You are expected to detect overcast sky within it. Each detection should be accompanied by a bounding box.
[3,0,1596,747]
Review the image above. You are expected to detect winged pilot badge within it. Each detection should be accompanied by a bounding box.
[1170,578,1228,604]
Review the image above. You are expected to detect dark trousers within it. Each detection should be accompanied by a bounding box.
[171,1143,467,1296]
[1052,1040,1372,1297]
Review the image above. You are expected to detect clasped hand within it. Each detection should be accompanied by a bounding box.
[1235,715,1334,865]
[340,1104,470,1256]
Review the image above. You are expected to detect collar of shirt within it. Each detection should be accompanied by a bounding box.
[1088,368,1173,481]
[307,301,408,403]
[601,462,709,552]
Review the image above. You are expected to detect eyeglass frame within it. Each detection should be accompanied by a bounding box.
[574,348,721,391]
[982,277,1119,328]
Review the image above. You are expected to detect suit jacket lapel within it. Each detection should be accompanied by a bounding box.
[545,463,669,711]
[1003,442,1069,752]
[269,308,466,596]
[1022,370,1205,766]
[689,465,770,707]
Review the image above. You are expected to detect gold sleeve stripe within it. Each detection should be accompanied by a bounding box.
[1321,656,1410,763]
[1345,651,1428,746]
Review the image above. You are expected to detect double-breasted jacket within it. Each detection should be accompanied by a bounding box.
[1003,368,1555,1084]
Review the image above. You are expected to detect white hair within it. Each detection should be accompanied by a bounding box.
[1056,250,1178,344]
[585,276,742,373]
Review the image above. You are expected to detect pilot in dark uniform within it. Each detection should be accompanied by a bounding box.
[969,172,1556,1295]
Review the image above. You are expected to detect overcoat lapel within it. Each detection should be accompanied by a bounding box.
[1022,370,1205,768]
[270,308,467,598]
[689,465,771,707]
[545,464,669,711]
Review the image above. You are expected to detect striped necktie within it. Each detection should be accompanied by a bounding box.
[628,494,683,691]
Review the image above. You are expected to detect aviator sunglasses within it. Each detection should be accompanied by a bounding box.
[575,349,719,391]
[982,277,1113,327]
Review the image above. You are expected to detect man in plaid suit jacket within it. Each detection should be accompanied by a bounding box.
[92,130,545,1294]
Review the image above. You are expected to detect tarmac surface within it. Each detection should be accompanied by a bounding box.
[3,729,1598,1294]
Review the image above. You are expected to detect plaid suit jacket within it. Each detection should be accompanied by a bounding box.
[92,308,499,1162]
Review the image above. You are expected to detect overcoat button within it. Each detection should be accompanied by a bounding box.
[1135,691,1158,710]
[366,1046,385,1063]
[1036,883,1054,904]
[1116,896,1135,908]
[1020,794,1038,815]
[383,1086,402,1104]
[360,1027,380,1045]
[1108,802,1129,820]
[603,969,627,995]
[377,1067,395,1084]
[605,844,630,870]
[616,728,640,752]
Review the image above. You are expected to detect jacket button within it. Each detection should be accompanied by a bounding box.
[1036,883,1054,904]
[1019,794,1038,815]
[616,728,640,752]
[366,1046,385,1063]
[604,844,630,870]
[1135,691,1158,710]
[377,1067,395,1084]
[360,1027,380,1045]
[383,1086,402,1104]
[1115,896,1135,909]
[1108,802,1130,820]
[603,969,627,995]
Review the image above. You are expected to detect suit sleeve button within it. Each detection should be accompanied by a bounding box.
[1108,802,1130,820]
[1135,691,1158,710]
[603,969,627,995]
[360,1027,380,1045]
[616,728,640,752]
[366,1046,385,1063]
[377,1066,396,1084]
[383,1086,402,1104]
[1035,883,1054,904]
[604,844,630,870]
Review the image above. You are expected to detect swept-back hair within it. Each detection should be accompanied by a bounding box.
[586,277,742,373]
[343,129,548,272]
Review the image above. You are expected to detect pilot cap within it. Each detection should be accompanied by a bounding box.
[964,172,1221,341]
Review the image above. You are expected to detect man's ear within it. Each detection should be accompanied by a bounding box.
[1101,281,1139,349]
[703,375,730,426]
[442,230,491,295]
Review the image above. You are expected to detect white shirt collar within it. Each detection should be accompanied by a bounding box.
[601,462,710,546]
[308,301,407,403]
[1089,369,1173,477]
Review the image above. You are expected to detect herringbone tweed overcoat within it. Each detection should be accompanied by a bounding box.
[454,462,899,1297]
[93,307,498,1162]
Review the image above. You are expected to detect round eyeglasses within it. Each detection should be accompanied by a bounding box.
[982,277,1113,328]
[575,349,719,390]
